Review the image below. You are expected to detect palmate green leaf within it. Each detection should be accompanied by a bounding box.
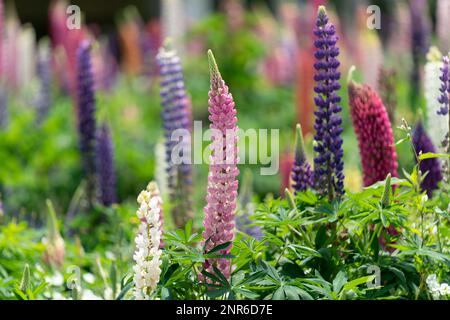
[332,271,347,293]
[272,287,285,300]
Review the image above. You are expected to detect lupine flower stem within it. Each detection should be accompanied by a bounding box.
[202,50,239,280]
[437,55,450,184]
[312,6,345,201]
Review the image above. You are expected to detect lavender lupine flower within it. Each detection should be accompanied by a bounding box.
[96,123,117,206]
[236,170,262,240]
[437,56,449,116]
[412,122,443,197]
[156,42,193,228]
[35,40,52,124]
[437,55,450,184]
[425,48,447,150]
[312,6,345,201]
[76,41,97,206]
[291,124,313,193]
[202,50,239,280]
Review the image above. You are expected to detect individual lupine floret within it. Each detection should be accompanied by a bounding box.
[348,67,398,187]
[133,182,163,300]
[96,123,117,206]
[156,41,193,228]
[291,124,313,193]
[76,40,97,206]
[312,6,345,201]
[202,50,239,280]
[412,122,443,197]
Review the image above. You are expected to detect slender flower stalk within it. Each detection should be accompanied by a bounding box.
[291,124,313,193]
[348,67,399,187]
[133,182,163,300]
[202,50,239,280]
[412,122,443,197]
[76,41,97,206]
[96,123,117,207]
[156,41,193,228]
[312,6,345,201]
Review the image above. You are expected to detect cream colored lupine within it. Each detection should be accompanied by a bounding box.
[133,182,163,300]
[425,47,448,151]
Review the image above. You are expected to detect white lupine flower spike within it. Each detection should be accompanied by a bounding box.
[133,181,163,300]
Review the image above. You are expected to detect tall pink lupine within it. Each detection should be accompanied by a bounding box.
[202,50,239,280]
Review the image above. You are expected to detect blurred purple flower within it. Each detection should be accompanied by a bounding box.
[97,123,117,206]
[76,41,97,205]
[412,122,443,197]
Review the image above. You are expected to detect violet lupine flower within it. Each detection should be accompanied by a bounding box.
[202,50,239,280]
[96,123,117,206]
[76,41,97,206]
[412,122,443,197]
[291,124,313,193]
[437,55,450,184]
[312,6,345,201]
[156,42,193,228]
[437,56,449,116]
[35,40,52,124]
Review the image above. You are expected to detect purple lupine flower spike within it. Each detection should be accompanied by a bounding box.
[76,40,97,206]
[437,56,449,116]
[291,124,313,193]
[97,123,117,206]
[312,6,345,201]
[35,40,52,124]
[202,50,239,280]
[412,122,443,197]
[156,41,193,228]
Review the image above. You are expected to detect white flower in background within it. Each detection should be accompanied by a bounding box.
[426,274,450,299]
[133,182,163,300]
[425,48,448,151]
[45,271,64,286]
[82,273,95,284]
[81,289,102,300]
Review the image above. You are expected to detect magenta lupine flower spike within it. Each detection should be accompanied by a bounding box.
[202,50,239,280]
[291,124,313,193]
[348,68,398,187]
[312,6,345,201]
